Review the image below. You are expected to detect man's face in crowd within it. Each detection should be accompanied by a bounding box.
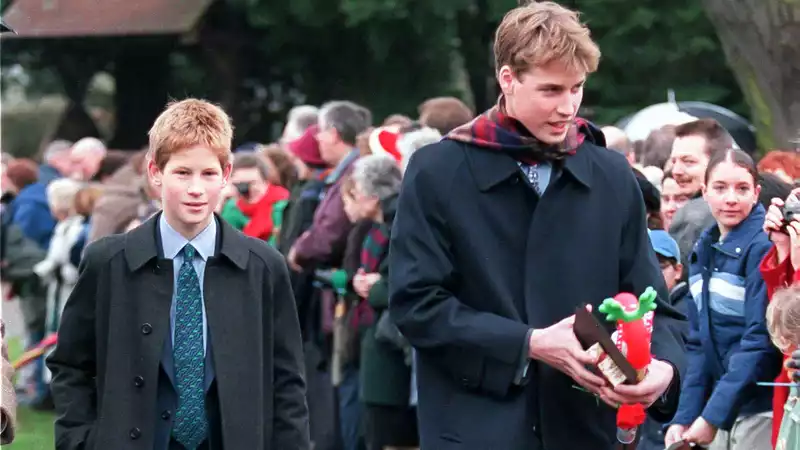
[669,135,709,195]
[499,61,585,145]
[316,124,344,165]
[660,177,691,231]
[69,150,103,181]
[50,151,74,176]
[230,166,267,203]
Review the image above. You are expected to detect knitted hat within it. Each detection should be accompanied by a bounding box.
[368,125,402,162]
[288,125,325,166]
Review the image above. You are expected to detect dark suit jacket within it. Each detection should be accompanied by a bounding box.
[47,214,310,450]
[389,139,686,450]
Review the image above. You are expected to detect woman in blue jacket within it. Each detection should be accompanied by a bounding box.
[665,148,782,450]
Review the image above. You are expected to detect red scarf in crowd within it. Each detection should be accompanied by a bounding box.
[237,184,289,241]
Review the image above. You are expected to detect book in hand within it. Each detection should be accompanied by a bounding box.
[573,304,638,386]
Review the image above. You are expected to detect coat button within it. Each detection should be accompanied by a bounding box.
[133,376,144,387]
[141,323,152,335]
[161,410,171,420]
[129,427,141,440]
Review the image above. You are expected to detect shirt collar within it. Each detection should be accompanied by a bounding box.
[158,214,216,261]
[326,149,359,183]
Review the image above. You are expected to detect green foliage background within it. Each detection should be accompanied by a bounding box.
[1,0,745,148]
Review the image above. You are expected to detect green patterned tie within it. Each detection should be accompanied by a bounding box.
[171,244,208,449]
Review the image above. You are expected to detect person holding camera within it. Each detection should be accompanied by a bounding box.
[227,153,289,242]
[759,188,800,446]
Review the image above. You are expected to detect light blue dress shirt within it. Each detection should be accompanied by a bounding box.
[159,215,215,355]
[517,162,553,195]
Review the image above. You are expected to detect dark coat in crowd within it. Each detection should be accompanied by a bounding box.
[47,214,310,450]
[389,137,686,450]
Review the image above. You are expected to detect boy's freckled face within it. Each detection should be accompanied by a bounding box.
[149,145,230,231]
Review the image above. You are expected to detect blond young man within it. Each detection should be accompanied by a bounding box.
[389,3,685,449]
[48,99,310,450]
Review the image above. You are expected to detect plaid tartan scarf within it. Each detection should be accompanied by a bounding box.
[360,222,390,273]
[346,222,390,330]
[446,95,590,164]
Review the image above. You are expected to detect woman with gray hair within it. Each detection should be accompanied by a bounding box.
[349,154,403,220]
[345,154,419,450]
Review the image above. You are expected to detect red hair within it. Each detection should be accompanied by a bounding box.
[758,150,800,180]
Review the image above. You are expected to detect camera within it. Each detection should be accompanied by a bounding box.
[235,182,250,197]
[782,195,800,231]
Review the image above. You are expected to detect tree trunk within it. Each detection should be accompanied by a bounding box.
[702,0,800,150]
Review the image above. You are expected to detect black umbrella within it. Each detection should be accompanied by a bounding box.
[676,101,757,154]
[615,101,757,154]
[0,18,15,34]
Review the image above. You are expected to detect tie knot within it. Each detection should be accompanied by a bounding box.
[182,244,196,260]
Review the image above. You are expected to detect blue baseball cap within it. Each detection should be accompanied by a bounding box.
[648,229,680,261]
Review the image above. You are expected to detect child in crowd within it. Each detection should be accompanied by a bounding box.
[766,285,800,449]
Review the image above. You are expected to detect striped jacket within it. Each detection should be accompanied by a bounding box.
[673,204,782,430]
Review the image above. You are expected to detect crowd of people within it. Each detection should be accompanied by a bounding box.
[1,1,800,449]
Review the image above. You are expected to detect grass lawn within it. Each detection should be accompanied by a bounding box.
[6,338,55,449]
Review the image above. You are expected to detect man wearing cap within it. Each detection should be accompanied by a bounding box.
[639,230,691,450]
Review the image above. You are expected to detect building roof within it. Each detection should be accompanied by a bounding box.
[2,0,214,38]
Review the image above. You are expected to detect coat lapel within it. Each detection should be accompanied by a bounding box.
[463,146,520,192]
[204,219,259,435]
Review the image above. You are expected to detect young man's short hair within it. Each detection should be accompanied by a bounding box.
[233,153,269,180]
[148,99,234,170]
[673,118,734,159]
[494,1,601,76]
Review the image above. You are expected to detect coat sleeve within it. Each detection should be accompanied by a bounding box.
[292,183,353,268]
[268,257,311,449]
[760,245,790,298]
[12,201,55,250]
[618,171,686,422]
[46,242,102,450]
[701,239,781,430]
[389,152,531,398]
[0,223,46,282]
[671,289,710,426]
